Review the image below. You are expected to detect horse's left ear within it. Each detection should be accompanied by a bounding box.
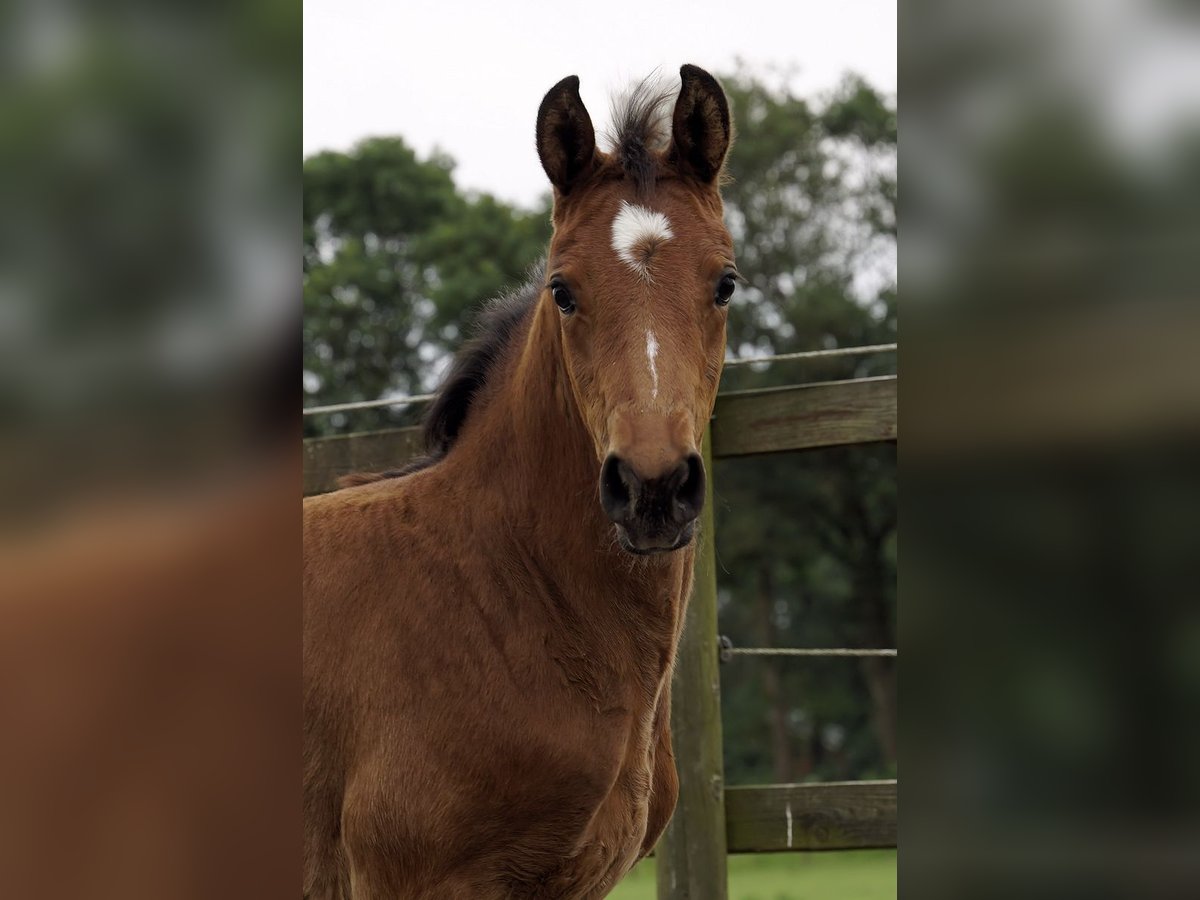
[669,64,732,184]
[536,75,598,195]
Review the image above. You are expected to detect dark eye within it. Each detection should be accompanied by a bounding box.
[550,282,575,315]
[715,273,737,306]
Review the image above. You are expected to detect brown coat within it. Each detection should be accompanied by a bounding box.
[304,305,691,895]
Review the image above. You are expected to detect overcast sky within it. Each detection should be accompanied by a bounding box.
[304,0,896,208]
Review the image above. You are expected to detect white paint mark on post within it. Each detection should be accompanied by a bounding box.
[785,800,794,848]
[611,200,673,279]
[646,330,659,400]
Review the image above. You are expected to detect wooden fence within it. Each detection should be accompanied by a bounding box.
[303,373,898,899]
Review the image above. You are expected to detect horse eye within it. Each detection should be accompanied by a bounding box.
[551,283,575,314]
[715,274,737,306]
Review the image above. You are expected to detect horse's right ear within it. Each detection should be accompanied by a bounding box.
[536,75,597,195]
[669,64,731,184]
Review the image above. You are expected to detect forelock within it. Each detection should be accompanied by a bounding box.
[601,72,679,198]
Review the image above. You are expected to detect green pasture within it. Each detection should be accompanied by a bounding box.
[610,850,896,900]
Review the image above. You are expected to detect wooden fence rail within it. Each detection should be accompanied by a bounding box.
[300,372,898,900]
[711,376,896,457]
[301,427,422,496]
[302,375,896,496]
[725,781,897,853]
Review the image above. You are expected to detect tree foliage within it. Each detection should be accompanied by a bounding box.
[303,138,549,436]
[714,71,896,783]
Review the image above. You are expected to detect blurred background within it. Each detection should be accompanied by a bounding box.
[901,1,1200,898]
[303,1,897,897]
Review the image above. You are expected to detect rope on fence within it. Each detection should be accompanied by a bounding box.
[727,648,897,657]
[302,343,898,417]
[302,393,436,417]
[718,637,896,663]
[721,342,896,368]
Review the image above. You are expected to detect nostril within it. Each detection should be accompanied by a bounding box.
[673,452,706,522]
[600,455,635,522]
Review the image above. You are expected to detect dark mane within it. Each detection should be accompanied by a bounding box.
[423,265,542,457]
[338,262,543,488]
[605,74,677,198]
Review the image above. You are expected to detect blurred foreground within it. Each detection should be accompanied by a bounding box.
[1,1,299,898]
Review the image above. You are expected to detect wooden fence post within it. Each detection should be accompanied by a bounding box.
[657,425,728,900]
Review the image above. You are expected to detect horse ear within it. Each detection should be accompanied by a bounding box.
[536,75,597,195]
[669,64,731,184]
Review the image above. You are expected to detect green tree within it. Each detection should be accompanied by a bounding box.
[302,137,549,436]
[714,70,897,784]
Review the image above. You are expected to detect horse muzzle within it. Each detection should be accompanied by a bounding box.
[599,452,705,554]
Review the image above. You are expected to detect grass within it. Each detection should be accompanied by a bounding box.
[608,850,896,900]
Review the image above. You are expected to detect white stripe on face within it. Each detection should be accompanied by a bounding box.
[646,330,659,400]
[611,201,673,279]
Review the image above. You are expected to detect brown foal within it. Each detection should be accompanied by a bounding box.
[304,64,737,898]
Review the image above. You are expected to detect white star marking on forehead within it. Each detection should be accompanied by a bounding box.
[611,201,673,280]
